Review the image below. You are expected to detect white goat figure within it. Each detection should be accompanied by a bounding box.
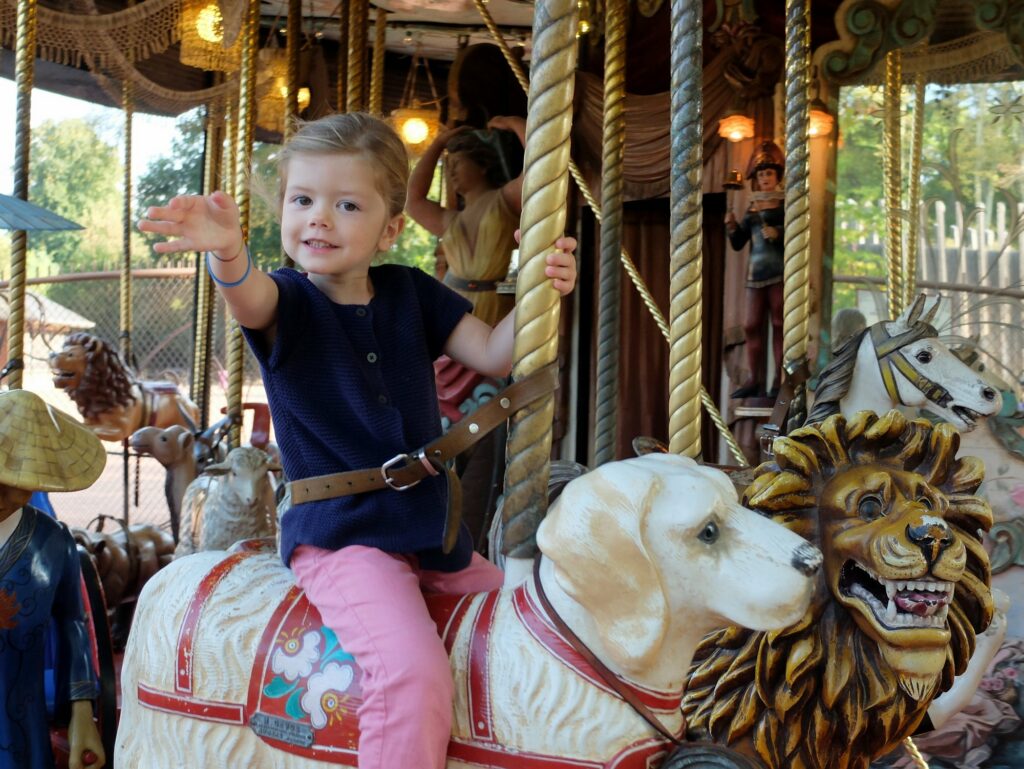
[117,454,821,768]
[175,446,282,556]
[130,425,196,544]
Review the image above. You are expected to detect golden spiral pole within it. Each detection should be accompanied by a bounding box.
[336,0,349,112]
[470,0,748,466]
[781,0,811,433]
[285,0,300,140]
[884,48,904,317]
[7,0,36,390]
[223,94,237,197]
[227,0,259,449]
[667,0,703,458]
[368,8,386,115]
[592,0,626,466]
[904,71,925,311]
[346,0,367,112]
[500,0,578,558]
[192,104,224,429]
[120,80,133,366]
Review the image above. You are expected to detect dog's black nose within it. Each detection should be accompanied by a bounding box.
[792,542,822,576]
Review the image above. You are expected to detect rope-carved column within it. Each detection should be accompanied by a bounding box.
[469,0,748,467]
[347,0,367,112]
[500,0,577,558]
[667,0,703,458]
[192,104,224,430]
[593,0,626,466]
[120,80,133,366]
[781,0,811,433]
[336,0,349,112]
[884,48,904,317]
[904,71,925,310]
[285,0,300,140]
[368,8,386,115]
[6,0,36,389]
[228,0,258,449]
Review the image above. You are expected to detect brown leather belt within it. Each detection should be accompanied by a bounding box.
[287,363,558,507]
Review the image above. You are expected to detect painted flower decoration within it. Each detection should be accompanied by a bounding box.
[0,589,19,629]
[1010,484,1024,510]
[1001,666,1019,681]
[981,675,1007,693]
[301,661,355,729]
[271,629,321,682]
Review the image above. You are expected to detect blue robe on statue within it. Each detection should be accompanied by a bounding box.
[0,505,97,769]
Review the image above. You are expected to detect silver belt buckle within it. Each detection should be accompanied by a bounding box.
[381,453,420,491]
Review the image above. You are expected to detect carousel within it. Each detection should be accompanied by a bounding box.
[0,0,1021,768]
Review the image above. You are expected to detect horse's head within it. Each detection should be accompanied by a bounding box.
[813,294,1001,430]
[873,295,1000,430]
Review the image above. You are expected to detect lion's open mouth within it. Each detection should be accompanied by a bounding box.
[51,369,75,384]
[951,405,982,429]
[839,560,953,629]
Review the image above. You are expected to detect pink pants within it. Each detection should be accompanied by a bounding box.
[290,544,504,769]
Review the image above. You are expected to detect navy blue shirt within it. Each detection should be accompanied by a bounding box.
[242,265,473,569]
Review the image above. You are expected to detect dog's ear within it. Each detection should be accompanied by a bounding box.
[537,471,668,676]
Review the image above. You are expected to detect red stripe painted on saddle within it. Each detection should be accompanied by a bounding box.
[426,592,473,654]
[246,584,308,711]
[446,737,669,769]
[512,583,683,713]
[468,591,499,742]
[137,682,245,725]
[176,552,255,694]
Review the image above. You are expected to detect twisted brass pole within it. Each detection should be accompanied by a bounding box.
[368,8,386,115]
[500,0,578,558]
[120,80,133,366]
[904,71,925,311]
[223,94,237,197]
[336,0,349,112]
[347,0,367,112]
[285,0,300,140]
[781,0,811,433]
[884,49,904,317]
[193,105,224,429]
[593,0,626,466]
[667,0,703,458]
[7,0,36,390]
[228,0,259,449]
[470,0,748,466]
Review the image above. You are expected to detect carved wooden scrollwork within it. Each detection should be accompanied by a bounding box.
[818,0,938,85]
[973,0,1024,66]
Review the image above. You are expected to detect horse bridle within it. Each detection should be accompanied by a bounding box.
[869,321,953,410]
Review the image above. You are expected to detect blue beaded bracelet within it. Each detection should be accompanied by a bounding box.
[205,245,252,288]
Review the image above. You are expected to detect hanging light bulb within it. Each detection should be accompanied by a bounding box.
[179,0,239,71]
[195,3,224,44]
[717,104,755,143]
[809,97,835,138]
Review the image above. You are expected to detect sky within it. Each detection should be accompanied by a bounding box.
[0,75,190,195]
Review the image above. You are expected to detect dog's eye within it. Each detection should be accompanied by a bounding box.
[916,349,933,364]
[698,521,719,544]
[858,495,884,521]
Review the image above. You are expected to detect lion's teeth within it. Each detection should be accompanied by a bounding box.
[886,582,897,599]
[886,599,897,622]
[898,581,907,591]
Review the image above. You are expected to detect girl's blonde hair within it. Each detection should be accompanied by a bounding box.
[278,113,409,216]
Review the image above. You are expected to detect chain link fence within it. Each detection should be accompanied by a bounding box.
[0,260,268,533]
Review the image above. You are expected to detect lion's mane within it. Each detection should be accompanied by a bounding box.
[682,410,993,769]
[61,332,137,419]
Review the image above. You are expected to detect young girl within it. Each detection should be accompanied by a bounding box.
[139,112,576,769]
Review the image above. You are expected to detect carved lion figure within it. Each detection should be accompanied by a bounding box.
[49,332,199,442]
[683,410,995,769]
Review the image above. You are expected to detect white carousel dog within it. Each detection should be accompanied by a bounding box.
[116,454,821,768]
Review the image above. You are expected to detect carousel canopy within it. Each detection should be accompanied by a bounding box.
[0,194,83,231]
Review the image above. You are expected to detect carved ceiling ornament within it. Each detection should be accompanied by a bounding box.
[973,0,1024,67]
[818,0,939,85]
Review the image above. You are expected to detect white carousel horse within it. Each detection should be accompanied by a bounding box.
[115,454,821,768]
[809,293,1012,730]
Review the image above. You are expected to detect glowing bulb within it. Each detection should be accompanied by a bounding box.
[195,3,224,44]
[400,117,430,145]
[297,87,310,111]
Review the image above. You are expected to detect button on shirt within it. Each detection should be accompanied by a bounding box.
[241,265,473,570]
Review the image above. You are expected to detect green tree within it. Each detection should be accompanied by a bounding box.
[29,118,122,273]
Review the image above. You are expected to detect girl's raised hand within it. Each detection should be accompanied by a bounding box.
[139,191,244,260]
[546,236,578,297]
